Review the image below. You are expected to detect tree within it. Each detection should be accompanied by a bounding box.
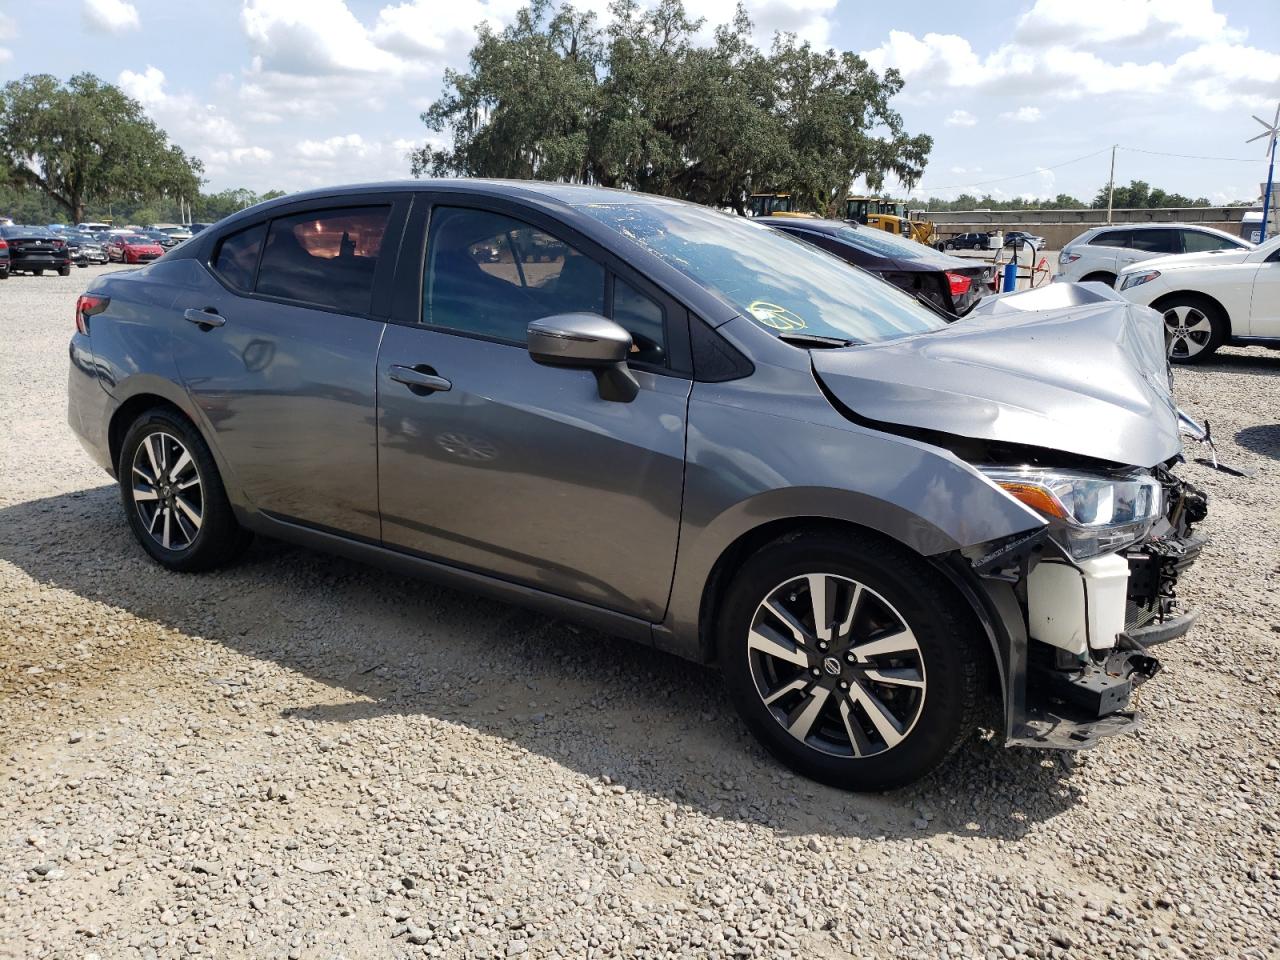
[1092,179,1210,209]
[416,0,931,214]
[0,73,203,223]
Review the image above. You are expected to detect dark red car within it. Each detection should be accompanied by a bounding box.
[106,234,165,264]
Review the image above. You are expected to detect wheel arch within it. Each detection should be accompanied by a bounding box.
[1150,289,1232,335]
[692,517,1003,705]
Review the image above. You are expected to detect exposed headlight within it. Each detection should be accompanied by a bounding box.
[980,467,1161,560]
[1120,270,1160,291]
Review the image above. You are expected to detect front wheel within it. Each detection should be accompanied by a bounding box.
[118,408,251,571]
[33,268,43,276]
[1158,296,1227,364]
[717,531,985,791]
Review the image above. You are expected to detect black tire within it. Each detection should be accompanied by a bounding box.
[118,407,252,572]
[716,530,985,791]
[33,268,43,276]
[58,265,71,277]
[1079,271,1116,287]
[1154,293,1228,365]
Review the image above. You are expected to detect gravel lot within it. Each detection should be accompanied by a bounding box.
[2,265,1278,959]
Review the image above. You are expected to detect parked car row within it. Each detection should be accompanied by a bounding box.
[940,231,1046,252]
[69,179,1209,791]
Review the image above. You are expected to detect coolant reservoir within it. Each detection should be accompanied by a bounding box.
[1028,554,1130,654]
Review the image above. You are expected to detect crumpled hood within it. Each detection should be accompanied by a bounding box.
[812,283,1182,467]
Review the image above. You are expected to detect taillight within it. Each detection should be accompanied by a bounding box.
[945,271,972,297]
[0,239,7,250]
[75,295,109,335]
[52,239,65,249]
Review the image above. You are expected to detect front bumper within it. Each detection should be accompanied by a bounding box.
[955,469,1208,751]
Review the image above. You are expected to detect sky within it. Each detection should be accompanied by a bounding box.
[2,0,1278,205]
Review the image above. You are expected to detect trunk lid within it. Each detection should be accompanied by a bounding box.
[811,283,1181,467]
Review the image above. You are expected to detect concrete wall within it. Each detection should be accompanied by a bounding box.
[926,205,1271,248]
[935,221,1245,249]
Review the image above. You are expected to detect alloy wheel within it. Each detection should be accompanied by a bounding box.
[131,431,204,551]
[1163,305,1213,360]
[746,573,926,758]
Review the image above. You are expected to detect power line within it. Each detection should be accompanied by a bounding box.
[1118,146,1257,163]
[916,142,1261,194]
[916,147,1112,192]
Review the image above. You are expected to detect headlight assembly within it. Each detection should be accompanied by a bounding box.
[1120,270,1160,291]
[980,467,1162,560]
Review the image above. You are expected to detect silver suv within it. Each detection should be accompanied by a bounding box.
[1056,223,1249,286]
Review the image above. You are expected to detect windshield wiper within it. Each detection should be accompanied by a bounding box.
[778,333,860,349]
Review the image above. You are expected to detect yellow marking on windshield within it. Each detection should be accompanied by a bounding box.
[748,301,807,331]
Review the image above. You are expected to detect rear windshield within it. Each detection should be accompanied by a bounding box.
[576,201,946,344]
[821,224,958,265]
[0,226,51,238]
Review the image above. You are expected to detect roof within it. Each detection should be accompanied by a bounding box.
[260,179,683,210]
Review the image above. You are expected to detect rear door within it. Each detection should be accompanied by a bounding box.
[375,195,691,620]
[169,195,408,540]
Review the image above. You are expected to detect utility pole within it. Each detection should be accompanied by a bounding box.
[1106,144,1117,224]
[1247,104,1279,243]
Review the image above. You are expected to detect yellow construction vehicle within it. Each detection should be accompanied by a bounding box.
[846,195,937,246]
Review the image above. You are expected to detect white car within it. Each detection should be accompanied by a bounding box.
[1116,234,1280,363]
[1056,224,1251,286]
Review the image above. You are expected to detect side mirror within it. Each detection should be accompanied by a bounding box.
[527,313,639,403]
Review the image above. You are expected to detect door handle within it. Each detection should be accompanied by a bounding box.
[389,365,451,394]
[184,307,226,329]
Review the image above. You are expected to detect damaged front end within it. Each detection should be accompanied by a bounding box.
[954,464,1208,750]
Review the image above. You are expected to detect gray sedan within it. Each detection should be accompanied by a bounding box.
[67,180,1207,790]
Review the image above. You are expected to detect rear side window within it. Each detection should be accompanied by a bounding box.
[1181,230,1240,253]
[212,223,265,291]
[1089,230,1130,247]
[255,206,390,314]
[1129,229,1179,254]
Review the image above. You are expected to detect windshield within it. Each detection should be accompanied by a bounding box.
[577,199,948,343]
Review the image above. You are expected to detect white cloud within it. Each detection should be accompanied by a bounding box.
[1000,105,1042,123]
[83,0,140,34]
[1014,0,1241,48]
[861,24,1278,111]
[241,0,407,75]
[0,11,16,59]
[945,109,977,127]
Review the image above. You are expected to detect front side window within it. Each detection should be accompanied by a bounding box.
[577,200,945,344]
[211,222,265,291]
[424,207,604,342]
[255,206,389,314]
[1181,230,1242,253]
[613,277,666,364]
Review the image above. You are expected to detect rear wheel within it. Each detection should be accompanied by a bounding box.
[717,531,984,791]
[33,268,43,276]
[58,265,71,277]
[118,408,251,571]
[1079,271,1116,287]
[1157,295,1227,364]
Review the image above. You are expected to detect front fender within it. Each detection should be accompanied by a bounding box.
[659,376,1044,656]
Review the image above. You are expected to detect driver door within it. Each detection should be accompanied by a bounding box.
[375,197,691,621]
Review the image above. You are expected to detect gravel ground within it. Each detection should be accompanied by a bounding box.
[2,265,1278,960]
